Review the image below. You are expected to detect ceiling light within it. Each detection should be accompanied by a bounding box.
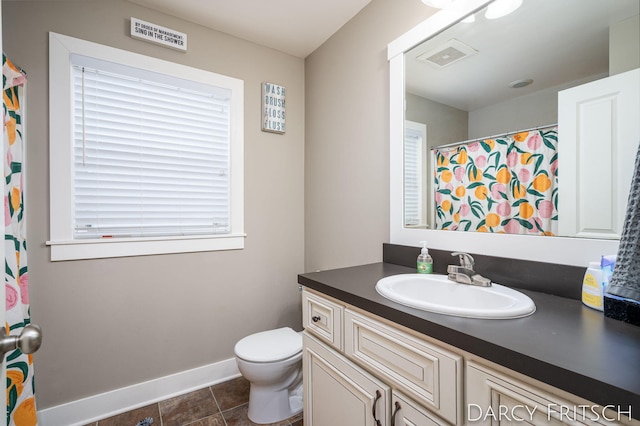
[485,0,523,19]
[509,78,533,88]
[421,0,457,9]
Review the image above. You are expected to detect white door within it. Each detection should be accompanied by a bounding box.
[558,68,640,239]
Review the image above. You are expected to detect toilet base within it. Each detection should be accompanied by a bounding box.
[247,382,303,424]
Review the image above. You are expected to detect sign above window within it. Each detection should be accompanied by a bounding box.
[262,82,286,134]
[130,17,187,52]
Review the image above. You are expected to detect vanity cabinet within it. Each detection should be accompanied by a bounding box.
[302,288,460,426]
[302,287,637,426]
[465,361,626,426]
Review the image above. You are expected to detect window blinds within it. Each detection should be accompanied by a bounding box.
[404,129,424,227]
[72,60,232,239]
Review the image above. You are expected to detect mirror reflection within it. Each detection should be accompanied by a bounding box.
[403,0,639,238]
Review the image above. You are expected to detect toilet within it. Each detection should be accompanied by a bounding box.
[234,327,303,424]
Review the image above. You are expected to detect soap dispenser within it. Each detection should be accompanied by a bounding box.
[417,241,433,274]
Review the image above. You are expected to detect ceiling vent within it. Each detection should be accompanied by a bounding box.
[416,38,477,68]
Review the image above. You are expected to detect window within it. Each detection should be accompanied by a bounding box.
[48,32,244,260]
[404,121,427,228]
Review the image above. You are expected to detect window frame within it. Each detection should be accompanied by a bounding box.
[48,32,245,261]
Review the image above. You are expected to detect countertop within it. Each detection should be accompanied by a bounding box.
[298,262,640,420]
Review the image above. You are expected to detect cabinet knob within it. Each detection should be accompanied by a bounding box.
[311,315,321,323]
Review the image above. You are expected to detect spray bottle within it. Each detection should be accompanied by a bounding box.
[417,241,433,274]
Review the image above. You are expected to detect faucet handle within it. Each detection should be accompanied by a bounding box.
[451,252,474,269]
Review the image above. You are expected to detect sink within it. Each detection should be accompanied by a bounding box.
[375,274,536,319]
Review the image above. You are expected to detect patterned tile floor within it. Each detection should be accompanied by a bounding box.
[84,377,303,426]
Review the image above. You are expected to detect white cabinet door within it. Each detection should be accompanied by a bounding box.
[304,332,390,426]
[391,391,448,426]
[344,309,462,424]
[558,68,640,239]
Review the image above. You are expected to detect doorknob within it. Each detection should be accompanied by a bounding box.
[0,324,42,357]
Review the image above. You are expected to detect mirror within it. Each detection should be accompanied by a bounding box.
[388,0,639,265]
[402,0,639,236]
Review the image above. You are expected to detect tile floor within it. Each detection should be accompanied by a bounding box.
[83,377,303,426]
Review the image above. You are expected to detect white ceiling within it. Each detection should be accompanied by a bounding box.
[127,0,373,58]
[406,0,640,112]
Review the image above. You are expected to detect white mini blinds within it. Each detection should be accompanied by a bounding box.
[71,55,232,239]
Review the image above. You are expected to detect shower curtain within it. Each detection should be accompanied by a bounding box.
[433,126,558,235]
[4,54,37,426]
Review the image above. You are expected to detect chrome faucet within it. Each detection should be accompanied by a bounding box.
[447,252,492,287]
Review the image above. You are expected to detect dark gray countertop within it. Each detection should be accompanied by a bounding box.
[298,262,640,420]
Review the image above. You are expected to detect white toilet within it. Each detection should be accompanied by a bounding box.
[234,327,303,424]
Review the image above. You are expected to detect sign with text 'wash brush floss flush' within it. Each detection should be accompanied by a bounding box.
[262,82,286,134]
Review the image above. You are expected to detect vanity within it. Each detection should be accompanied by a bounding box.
[298,245,640,425]
[298,0,640,423]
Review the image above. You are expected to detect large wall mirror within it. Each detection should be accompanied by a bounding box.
[388,0,639,266]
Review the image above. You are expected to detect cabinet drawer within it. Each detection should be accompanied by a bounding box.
[466,361,628,426]
[302,289,343,350]
[392,391,448,426]
[344,309,463,425]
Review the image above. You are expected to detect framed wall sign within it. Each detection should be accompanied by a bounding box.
[130,17,187,52]
[262,82,286,134]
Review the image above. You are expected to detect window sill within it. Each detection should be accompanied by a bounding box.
[46,234,246,261]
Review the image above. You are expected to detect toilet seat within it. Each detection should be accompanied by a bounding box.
[234,327,302,363]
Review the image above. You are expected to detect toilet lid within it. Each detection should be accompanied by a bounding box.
[234,327,302,362]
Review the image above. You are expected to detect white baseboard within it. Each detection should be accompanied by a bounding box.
[37,358,240,426]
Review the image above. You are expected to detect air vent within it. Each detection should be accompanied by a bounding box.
[416,38,477,67]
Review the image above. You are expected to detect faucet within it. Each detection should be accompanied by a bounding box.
[447,252,492,287]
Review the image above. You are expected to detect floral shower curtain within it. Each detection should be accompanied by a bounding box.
[3,54,37,426]
[433,126,558,235]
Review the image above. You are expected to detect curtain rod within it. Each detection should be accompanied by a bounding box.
[431,123,558,151]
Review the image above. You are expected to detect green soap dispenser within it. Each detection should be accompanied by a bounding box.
[417,241,433,274]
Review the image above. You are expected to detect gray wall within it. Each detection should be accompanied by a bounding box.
[468,84,561,138]
[610,14,640,75]
[304,0,434,272]
[3,0,305,409]
[405,92,468,148]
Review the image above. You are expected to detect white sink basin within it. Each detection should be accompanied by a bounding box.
[376,274,536,319]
